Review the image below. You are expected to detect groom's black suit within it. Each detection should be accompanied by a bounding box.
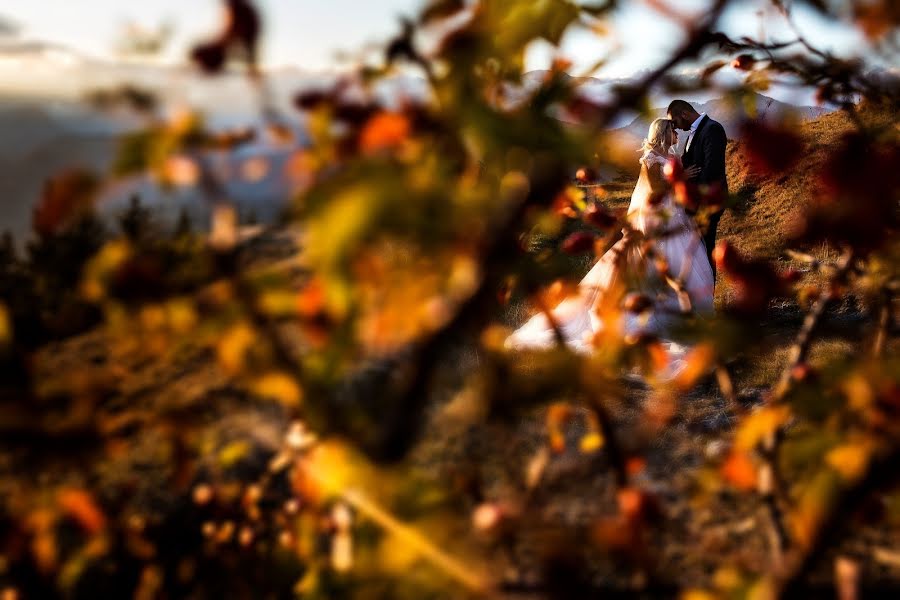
[681,115,728,279]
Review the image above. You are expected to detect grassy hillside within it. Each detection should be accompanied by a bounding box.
[720,104,894,262]
[595,103,893,266]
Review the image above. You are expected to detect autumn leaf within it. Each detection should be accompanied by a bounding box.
[359,112,411,154]
[721,451,757,491]
[826,440,875,483]
[32,169,100,238]
[561,231,596,254]
[734,405,791,451]
[57,488,106,535]
[673,344,716,390]
[252,371,304,407]
[740,120,804,176]
[420,0,465,24]
[217,323,257,374]
[0,302,12,347]
[579,432,604,453]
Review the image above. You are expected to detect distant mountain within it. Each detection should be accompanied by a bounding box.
[0,99,126,243]
[511,72,830,134]
[615,94,830,144]
[0,97,311,245]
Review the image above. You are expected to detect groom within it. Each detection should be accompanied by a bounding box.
[666,100,728,279]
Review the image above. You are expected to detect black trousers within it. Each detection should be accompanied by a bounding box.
[703,210,723,281]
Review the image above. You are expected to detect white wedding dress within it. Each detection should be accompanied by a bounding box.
[506,150,714,355]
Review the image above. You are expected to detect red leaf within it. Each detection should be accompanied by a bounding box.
[561,231,596,254]
[741,121,804,176]
[575,167,597,184]
[713,242,783,316]
[622,292,652,314]
[584,204,617,229]
[792,133,900,252]
[32,169,99,237]
[57,488,106,535]
[663,157,683,182]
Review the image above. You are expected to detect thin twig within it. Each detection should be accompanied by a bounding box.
[872,287,892,357]
[770,247,855,403]
[776,444,900,596]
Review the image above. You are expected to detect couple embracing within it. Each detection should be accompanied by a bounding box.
[508,100,729,354]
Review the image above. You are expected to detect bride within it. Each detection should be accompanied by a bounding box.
[506,118,715,354]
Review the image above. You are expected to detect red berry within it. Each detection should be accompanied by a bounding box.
[663,157,683,182]
[622,292,652,314]
[584,203,617,229]
[732,54,756,70]
[575,167,597,183]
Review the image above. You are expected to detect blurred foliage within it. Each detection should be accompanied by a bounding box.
[0,0,899,598]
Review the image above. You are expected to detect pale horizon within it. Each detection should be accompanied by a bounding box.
[0,0,884,104]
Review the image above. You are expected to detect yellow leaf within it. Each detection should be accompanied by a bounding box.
[139,304,167,332]
[826,440,874,482]
[257,290,299,318]
[219,441,251,468]
[252,372,303,407]
[734,406,791,451]
[379,531,421,573]
[80,279,105,303]
[165,299,198,334]
[843,373,874,411]
[217,323,256,375]
[81,240,132,302]
[0,303,11,346]
[791,470,841,547]
[579,432,604,453]
[298,440,364,499]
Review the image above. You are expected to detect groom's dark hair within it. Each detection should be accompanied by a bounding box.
[667,99,696,115]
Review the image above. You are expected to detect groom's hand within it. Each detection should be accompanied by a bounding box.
[684,165,701,179]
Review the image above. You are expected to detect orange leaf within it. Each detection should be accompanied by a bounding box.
[721,451,757,491]
[57,488,106,535]
[297,277,327,318]
[617,487,643,520]
[359,112,411,154]
[673,343,715,390]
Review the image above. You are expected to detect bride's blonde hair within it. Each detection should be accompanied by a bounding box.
[640,118,675,155]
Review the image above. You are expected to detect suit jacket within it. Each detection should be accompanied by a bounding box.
[681,115,728,211]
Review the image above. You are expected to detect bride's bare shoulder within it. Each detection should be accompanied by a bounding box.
[639,150,665,167]
[640,151,670,170]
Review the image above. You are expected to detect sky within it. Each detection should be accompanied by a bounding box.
[0,0,883,101]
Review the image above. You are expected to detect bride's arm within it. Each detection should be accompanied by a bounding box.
[646,161,670,195]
